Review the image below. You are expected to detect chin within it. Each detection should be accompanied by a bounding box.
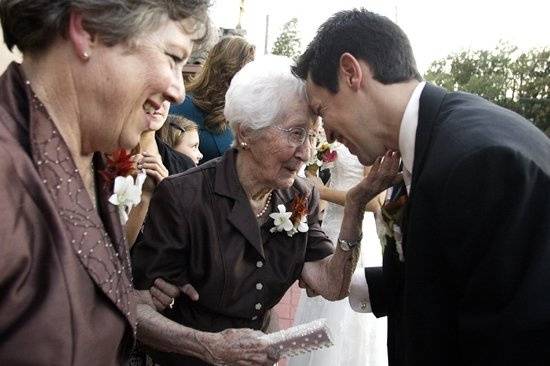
[118,133,140,151]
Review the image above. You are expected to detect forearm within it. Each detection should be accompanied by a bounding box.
[318,186,346,206]
[125,192,152,248]
[326,202,364,299]
[303,204,364,301]
[137,303,216,361]
[320,186,384,213]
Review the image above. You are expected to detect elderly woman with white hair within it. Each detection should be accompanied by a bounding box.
[131,55,400,366]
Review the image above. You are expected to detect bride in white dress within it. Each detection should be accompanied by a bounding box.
[289,143,388,366]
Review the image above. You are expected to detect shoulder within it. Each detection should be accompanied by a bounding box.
[156,156,219,197]
[169,95,205,123]
[426,92,550,172]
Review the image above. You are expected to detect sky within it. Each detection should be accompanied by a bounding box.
[209,0,550,74]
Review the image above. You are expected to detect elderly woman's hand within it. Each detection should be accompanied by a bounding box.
[149,278,199,312]
[346,150,402,207]
[199,328,277,366]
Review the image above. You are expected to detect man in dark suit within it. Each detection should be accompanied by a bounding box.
[292,8,550,366]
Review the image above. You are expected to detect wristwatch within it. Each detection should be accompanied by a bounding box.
[337,235,362,251]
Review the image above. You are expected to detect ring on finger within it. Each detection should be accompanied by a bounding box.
[169,298,175,309]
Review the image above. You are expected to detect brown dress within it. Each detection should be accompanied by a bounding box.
[0,63,136,365]
[132,148,334,365]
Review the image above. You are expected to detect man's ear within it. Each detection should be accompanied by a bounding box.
[67,9,96,61]
[339,53,363,91]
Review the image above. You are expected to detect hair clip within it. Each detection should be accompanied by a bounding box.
[169,122,186,133]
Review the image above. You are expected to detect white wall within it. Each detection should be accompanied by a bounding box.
[0,29,21,73]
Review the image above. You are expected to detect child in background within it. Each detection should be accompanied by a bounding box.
[158,115,203,165]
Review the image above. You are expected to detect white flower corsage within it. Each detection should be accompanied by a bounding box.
[269,195,309,237]
[108,170,146,225]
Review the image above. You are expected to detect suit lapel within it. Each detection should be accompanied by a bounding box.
[402,83,447,251]
[410,83,448,190]
[28,89,137,333]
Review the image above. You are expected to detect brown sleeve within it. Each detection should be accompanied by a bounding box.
[131,178,191,289]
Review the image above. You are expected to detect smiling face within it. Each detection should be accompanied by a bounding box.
[174,129,202,165]
[80,18,194,152]
[245,102,316,189]
[305,74,387,166]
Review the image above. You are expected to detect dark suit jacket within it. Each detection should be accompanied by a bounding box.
[365,83,550,366]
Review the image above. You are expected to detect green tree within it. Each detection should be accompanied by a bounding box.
[425,42,550,135]
[271,17,301,61]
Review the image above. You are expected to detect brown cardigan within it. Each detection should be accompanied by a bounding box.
[0,63,136,365]
[132,148,333,365]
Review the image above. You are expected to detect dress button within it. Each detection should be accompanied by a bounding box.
[256,283,263,290]
[256,261,264,268]
[255,303,262,310]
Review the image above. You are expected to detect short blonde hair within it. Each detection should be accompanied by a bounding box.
[157,115,199,149]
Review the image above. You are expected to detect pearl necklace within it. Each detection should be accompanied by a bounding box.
[255,192,273,218]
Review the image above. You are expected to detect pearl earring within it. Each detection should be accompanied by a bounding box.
[82,51,90,60]
[240,142,248,149]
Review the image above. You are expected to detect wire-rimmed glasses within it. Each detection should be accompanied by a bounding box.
[272,125,317,146]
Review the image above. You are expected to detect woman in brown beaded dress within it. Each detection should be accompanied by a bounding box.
[0,1,209,364]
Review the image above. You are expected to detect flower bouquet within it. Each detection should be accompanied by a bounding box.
[305,140,338,175]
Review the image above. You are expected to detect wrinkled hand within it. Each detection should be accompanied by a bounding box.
[200,328,277,366]
[133,152,169,189]
[347,150,402,206]
[149,278,199,312]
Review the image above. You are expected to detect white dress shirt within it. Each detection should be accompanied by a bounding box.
[349,81,426,313]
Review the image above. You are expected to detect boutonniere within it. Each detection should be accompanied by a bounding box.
[305,140,338,175]
[376,194,408,262]
[269,195,309,237]
[100,149,146,225]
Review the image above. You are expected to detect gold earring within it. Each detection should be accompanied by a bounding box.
[240,142,248,149]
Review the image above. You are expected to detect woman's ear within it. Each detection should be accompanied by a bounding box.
[235,123,252,149]
[67,9,97,61]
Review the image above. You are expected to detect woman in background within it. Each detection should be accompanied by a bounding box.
[158,115,203,165]
[126,102,196,247]
[290,142,388,366]
[170,36,255,163]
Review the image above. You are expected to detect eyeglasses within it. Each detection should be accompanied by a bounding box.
[272,125,317,146]
[169,122,186,134]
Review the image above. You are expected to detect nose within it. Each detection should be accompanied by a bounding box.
[295,135,312,163]
[164,68,185,104]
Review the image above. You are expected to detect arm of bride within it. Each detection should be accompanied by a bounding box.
[305,167,384,213]
[300,151,401,301]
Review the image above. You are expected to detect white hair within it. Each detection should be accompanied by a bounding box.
[224,55,307,137]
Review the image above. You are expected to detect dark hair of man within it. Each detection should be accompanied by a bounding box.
[292,8,422,93]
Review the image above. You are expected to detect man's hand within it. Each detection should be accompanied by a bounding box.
[149,278,199,311]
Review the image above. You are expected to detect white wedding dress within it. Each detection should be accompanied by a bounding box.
[289,144,388,366]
